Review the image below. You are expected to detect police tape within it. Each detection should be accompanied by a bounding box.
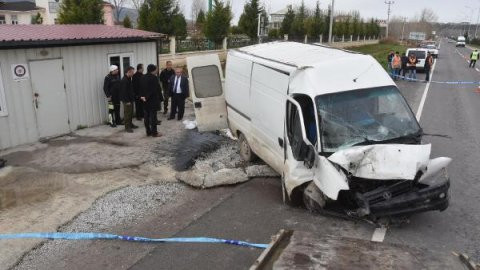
[0,232,269,249]
[390,74,480,85]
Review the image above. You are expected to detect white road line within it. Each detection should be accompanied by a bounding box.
[371,227,388,242]
[416,56,438,122]
[476,68,480,72]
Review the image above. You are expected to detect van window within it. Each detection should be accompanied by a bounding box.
[286,101,305,161]
[191,65,223,98]
[0,64,7,116]
[409,50,426,59]
[316,86,420,153]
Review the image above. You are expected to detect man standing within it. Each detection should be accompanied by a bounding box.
[392,51,402,80]
[387,50,395,77]
[132,64,144,120]
[424,52,434,82]
[140,64,163,137]
[159,61,175,114]
[469,49,479,68]
[120,66,138,133]
[103,65,121,127]
[168,67,189,121]
[401,53,408,79]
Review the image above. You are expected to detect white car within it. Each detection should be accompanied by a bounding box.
[425,44,439,58]
[456,36,466,47]
[406,48,430,71]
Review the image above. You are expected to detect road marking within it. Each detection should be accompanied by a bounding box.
[371,227,387,242]
[416,55,438,122]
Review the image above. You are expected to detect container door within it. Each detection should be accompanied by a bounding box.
[30,59,70,138]
[186,54,228,132]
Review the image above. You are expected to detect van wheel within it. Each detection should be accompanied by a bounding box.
[238,133,257,162]
[303,181,326,213]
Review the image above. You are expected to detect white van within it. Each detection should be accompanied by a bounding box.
[187,42,451,220]
[456,36,466,47]
[406,48,429,71]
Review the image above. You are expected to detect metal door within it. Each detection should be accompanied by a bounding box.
[30,59,70,138]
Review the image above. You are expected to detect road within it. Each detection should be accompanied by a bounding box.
[131,39,480,269]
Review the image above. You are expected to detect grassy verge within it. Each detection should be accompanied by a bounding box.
[347,43,408,70]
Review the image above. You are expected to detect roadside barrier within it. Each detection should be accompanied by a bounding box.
[0,232,269,249]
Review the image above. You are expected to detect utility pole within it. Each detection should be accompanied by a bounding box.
[328,0,335,43]
[208,0,213,49]
[257,13,262,44]
[475,8,480,38]
[384,1,394,38]
[400,17,406,42]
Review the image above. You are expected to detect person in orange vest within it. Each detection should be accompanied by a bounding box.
[391,51,402,80]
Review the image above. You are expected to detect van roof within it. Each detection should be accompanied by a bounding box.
[234,41,364,69]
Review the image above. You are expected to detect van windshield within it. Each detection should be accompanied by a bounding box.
[316,86,421,153]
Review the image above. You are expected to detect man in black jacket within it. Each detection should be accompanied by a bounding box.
[132,64,144,120]
[140,64,164,137]
[168,67,189,121]
[120,66,138,133]
[159,61,175,114]
[103,65,121,127]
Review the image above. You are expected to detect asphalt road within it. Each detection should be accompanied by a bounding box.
[131,39,480,269]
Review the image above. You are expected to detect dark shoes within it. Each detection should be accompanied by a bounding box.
[132,124,139,129]
[125,129,133,133]
[151,133,163,138]
[167,117,175,120]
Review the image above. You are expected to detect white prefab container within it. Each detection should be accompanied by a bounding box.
[0,25,163,149]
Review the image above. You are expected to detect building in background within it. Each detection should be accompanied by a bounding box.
[269,8,287,30]
[0,0,45,24]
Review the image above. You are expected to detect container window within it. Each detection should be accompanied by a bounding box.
[0,64,8,117]
[191,65,222,98]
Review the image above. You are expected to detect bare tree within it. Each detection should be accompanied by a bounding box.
[110,0,127,22]
[419,8,438,23]
[191,0,206,23]
[131,0,144,11]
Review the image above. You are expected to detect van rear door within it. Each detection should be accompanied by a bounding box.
[186,54,228,132]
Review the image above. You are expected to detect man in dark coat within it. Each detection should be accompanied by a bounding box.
[120,66,138,132]
[103,65,121,127]
[159,61,175,114]
[132,63,144,120]
[140,64,163,137]
[168,67,189,121]
[400,53,408,79]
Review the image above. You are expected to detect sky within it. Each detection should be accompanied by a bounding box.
[179,0,480,24]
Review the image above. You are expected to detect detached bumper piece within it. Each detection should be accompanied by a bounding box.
[354,179,450,219]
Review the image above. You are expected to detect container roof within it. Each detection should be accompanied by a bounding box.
[0,24,164,48]
[235,42,363,69]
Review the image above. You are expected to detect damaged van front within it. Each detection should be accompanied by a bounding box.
[286,85,451,220]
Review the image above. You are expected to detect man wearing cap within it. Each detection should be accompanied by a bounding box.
[103,65,122,127]
[140,64,163,137]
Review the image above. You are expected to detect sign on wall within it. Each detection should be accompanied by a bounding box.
[11,64,29,81]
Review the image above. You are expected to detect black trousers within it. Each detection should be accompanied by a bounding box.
[425,68,431,81]
[112,102,121,125]
[470,60,477,68]
[170,94,185,120]
[144,108,158,135]
[162,84,170,112]
[135,98,144,119]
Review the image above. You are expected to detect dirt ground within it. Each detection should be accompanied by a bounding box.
[0,103,226,270]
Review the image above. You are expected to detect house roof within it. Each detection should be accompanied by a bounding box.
[0,1,42,11]
[0,24,165,48]
[271,8,288,15]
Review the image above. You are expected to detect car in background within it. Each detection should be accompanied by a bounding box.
[456,36,466,47]
[406,48,429,71]
[425,44,439,58]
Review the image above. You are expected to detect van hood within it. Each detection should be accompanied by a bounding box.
[327,144,447,180]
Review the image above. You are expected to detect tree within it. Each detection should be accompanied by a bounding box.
[280,5,295,37]
[31,12,43,24]
[238,0,262,39]
[268,28,279,39]
[291,0,307,39]
[123,15,132,28]
[307,1,323,39]
[191,0,206,23]
[204,0,232,44]
[196,9,206,32]
[138,0,187,37]
[351,11,360,37]
[110,0,127,22]
[230,25,242,35]
[58,0,104,24]
[131,0,144,11]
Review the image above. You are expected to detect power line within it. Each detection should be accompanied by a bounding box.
[385,1,395,38]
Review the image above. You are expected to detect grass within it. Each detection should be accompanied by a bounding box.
[347,43,408,70]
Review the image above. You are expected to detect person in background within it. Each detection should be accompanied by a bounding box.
[391,51,402,80]
[401,53,408,79]
[387,50,395,77]
[120,66,138,133]
[132,64,144,120]
[103,65,121,127]
[469,49,479,68]
[168,67,189,121]
[424,52,434,82]
[407,53,418,81]
[140,64,163,137]
[159,61,175,114]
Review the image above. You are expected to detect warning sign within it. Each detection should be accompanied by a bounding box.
[11,64,29,81]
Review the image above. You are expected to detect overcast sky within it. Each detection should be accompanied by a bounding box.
[179,0,480,24]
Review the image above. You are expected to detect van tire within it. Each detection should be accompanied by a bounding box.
[238,133,257,162]
[303,181,327,212]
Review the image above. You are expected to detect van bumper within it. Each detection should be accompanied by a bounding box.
[353,179,450,218]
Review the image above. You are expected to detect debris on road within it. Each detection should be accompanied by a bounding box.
[0,158,5,169]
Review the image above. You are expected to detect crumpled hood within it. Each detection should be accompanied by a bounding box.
[327,144,433,180]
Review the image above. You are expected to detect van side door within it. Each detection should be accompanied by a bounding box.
[186,54,228,132]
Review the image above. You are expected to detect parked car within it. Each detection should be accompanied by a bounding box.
[186,42,451,221]
[425,44,439,58]
[456,36,466,47]
[406,48,429,71]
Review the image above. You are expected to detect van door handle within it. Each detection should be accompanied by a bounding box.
[194,102,202,108]
[278,138,284,148]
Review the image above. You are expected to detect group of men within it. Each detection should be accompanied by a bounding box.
[103,61,189,137]
[387,50,434,82]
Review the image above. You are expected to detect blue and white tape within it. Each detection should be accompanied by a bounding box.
[0,232,269,249]
[390,73,480,85]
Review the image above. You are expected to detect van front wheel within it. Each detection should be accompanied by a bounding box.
[238,133,257,162]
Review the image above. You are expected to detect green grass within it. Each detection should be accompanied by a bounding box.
[347,43,408,70]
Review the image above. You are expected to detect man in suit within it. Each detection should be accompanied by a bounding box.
[140,64,163,137]
[168,67,189,121]
[132,63,144,120]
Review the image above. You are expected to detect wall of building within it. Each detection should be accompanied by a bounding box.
[34,0,57,24]
[0,12,39,24]
[0,41,157,149]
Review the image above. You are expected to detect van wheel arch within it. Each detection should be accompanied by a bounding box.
[237,132,257,162]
